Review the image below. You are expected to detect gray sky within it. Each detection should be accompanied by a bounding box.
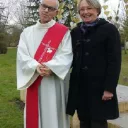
[0,0,123,24]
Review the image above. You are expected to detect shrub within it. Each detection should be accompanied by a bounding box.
[0,42,7,54]
[0,33,8,54]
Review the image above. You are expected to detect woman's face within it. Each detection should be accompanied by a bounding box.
[79,0,99,23]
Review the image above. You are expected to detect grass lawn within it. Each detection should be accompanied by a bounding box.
[0,48,23,128]
[0,48,128,128]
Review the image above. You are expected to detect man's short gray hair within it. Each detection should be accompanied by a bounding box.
[78,0,101,15]
[41,0,59,9]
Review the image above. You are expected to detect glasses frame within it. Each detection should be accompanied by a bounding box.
[41,4,57,12]
[79,7,95,13]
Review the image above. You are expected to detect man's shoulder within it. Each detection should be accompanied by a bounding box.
[55,22,68,30]
[23,24,36,33]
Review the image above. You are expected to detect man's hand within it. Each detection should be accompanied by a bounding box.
[36,64,45,76]
[102,91,113,101]
[36,64,52,77]
[41,64,52,77]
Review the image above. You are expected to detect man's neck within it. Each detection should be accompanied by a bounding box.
[40,20,51,24]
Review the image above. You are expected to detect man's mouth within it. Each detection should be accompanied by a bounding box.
[42,13,48,17]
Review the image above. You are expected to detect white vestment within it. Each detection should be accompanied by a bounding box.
[16,20,73,128]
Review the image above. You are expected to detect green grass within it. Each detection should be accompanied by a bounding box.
[118,50,128,86]
[0,48,128,128]
[0,48,23,128]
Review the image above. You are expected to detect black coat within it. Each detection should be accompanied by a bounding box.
[66,19,121,120]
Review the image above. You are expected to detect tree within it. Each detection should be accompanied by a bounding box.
[7,25,22,47]
[14,0,29,29]
[57,0,80,28]
[14,0,80,29]
[0,33,7,54]
[119,0,128,54]
[102,0,122,29]
[0,2,10,53]
[14,0,40,28]
[120,16,128,54]
[0,2,9,32]
[25,0,40,26]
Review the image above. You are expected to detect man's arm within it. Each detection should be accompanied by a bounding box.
[43,30,73,80]
[17,30,40,90]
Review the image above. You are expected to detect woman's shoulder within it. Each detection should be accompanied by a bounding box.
[71,23,82,35]
[97,18,117,29]
[104,22,117,29]
[97,19,119,35]
[105,23,119,36]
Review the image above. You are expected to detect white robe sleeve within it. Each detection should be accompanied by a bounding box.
[44,30,73,80]
[17,30,40,90]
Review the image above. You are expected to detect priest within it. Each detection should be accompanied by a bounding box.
[16,0,73,128]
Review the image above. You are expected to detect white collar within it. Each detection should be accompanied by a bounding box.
[36,20,56,29]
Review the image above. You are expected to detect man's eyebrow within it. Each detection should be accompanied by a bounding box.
[42,3,57,9]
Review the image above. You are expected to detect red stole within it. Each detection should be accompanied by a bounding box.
[26,22,68,128]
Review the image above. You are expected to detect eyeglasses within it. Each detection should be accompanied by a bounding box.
[41,4,57,12]
[79,7,95,12]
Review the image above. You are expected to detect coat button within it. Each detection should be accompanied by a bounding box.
[82,66,88,70]
[86,39,90,42]
[85,52,89,56]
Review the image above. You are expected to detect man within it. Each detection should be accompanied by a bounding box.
[16,0,73,128]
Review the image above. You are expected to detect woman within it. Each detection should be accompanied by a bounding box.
[66,0,121,128]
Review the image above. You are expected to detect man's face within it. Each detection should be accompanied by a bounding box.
[79,0,98,23]
[39,0,58,23]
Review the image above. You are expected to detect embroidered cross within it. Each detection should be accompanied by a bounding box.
[38,40,56,63]
[47,48,53,53]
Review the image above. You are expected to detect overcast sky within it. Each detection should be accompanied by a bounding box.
[0,0,119,8]
[0,0,121,24]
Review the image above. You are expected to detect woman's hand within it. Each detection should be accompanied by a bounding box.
[102,91,113,101]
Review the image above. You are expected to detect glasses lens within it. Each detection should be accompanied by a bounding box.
[41,4,56,11]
